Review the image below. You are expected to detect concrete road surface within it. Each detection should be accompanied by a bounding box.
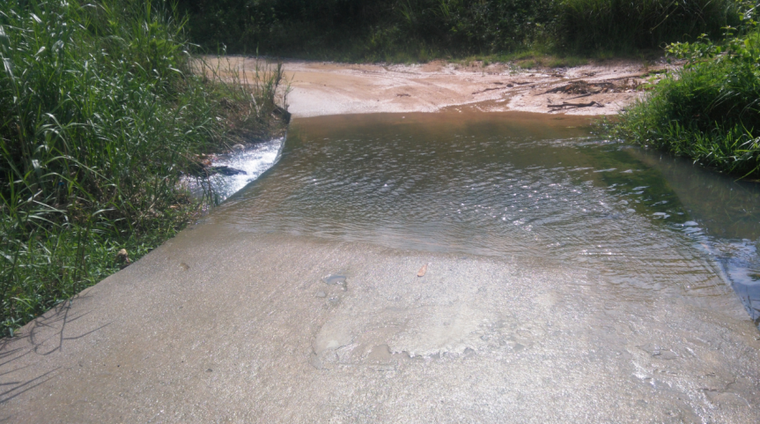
[2,217,759,423]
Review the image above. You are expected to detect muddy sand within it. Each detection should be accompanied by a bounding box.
[211,57,672,117]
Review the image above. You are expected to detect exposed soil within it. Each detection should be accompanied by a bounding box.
[209,57,677,118]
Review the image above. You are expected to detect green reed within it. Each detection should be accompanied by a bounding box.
[0,0,286,336]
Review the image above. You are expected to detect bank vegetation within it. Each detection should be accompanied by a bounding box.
[614,6,759,178]
[178,0,746,61]
[0,0,286,336]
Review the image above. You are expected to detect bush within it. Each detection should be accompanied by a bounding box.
[177,0,748,60]
[614,15,760,177]
[0,0,286,336]
[555,0,742,53]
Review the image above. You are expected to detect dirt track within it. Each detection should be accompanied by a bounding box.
[211,57,674,117]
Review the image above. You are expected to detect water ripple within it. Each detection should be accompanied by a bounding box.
[213,114,760,307]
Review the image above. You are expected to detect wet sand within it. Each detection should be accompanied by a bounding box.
[210,57,669,117]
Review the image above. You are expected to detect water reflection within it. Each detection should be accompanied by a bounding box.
[214,112,760,324]
[627,149,760,323]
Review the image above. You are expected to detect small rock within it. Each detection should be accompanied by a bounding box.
[211,165,247,176]
[231,143,245,151]
[273,105,291,124]
[315,291,327,298]
[417,263,428,277]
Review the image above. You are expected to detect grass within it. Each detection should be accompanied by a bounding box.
[613,23,760,178]
[0,0,287,337]
[452,52,589,70]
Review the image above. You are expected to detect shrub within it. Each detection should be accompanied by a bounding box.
[614,16,760,177]
[555,0,743,53]
[177,0,749,60]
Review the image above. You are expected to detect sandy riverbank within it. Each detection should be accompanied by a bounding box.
[208,57,674,118]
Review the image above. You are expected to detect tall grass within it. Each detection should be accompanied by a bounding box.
[614,23,760,178]
[0,0,286,337]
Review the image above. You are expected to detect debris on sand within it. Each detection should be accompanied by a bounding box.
[417,263,428,277]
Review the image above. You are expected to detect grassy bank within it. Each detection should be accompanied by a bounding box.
[177,0,744,61]
[0,0,286,337]
[614,7,760,179]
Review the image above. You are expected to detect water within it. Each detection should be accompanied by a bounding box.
[5,112,760,422]
[183,136,284,202]
[216,112,760,325]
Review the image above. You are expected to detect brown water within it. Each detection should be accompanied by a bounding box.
[214,112,760,323]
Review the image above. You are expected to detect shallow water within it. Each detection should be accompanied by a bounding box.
[5,112,760,422]
[217,112,760,324]
[183,136,284,202]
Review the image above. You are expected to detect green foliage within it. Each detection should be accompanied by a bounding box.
[178,0,748,61]
[556,0,742,53]
[177,0,561,60]
[614,9,760,178]
[0,0,285,337]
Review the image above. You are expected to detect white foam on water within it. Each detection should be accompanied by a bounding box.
[185,136,285,203]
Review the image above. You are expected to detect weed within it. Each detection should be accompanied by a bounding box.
[0,0,286,337]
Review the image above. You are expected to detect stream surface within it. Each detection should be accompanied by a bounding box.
[3,112,760,423]
[219,112,760,323]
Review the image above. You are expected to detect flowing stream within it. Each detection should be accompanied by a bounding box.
[216,112,760,325]
[5,112,760,422]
